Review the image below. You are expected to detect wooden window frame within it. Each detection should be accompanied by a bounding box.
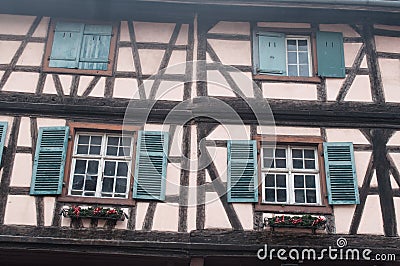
[58,122,142,206]
[252,27,321,84]
[254,135,332,215]
[42,18,118,77]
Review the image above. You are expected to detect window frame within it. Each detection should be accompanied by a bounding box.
[58,122,142,206]
[43,19,118,76]
[254,135,332,215]
[252,27,321,84]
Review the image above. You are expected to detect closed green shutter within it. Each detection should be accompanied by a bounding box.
[30,127,69,195]
[258,32,286,75]
[49,22,84,68]
[227,140,258,202]
[78,24,112,70]
[317,31,345,78]
[0,122,8,168]
[323,142,359,204]
[133,131,168,200]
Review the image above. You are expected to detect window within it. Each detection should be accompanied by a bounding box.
[253,29,345,81]
[43,20,117,76]
[261,146,320,205]
[69,133,133,198]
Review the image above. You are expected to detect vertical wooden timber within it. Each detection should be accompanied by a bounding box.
[69,76,80,97]
[0,117,21,224]
[142,202,157,231]
[178,123,191,232]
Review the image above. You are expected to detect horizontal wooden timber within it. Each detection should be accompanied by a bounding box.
[119,41,187,50]
[0,225,399,259]
[3,93,400,128]
[378,52,400,59]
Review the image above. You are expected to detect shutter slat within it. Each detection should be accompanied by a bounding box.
[323,142,359,204]
[258,32,286,75]
[0,122,8,167]
[30,127,69,195]
[227,140,258,203]
[133,131,168,201]
[317,31,345,77]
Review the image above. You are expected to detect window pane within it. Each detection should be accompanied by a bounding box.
[89,145,101,155]
[298,40,308,51]
[121,137,132,147]
[287,52,297,64]
[117,162,128,177]
[265,174,275,187]
[74,160,86,174]
[115,178,127,193]
[78,135,89,144]
[288,65,298,76]
[84,175,97,191]
[72,175,84,190]
[299,65,309,77]
[276,174,286,187]
[118,147,129,156]
[294,175,304,188]
[292,149,303,158]
[304,150,315,159]
[287,40,297,51]
[87,160,99,175]
[265,189,275,202]
[263,148,273,158]
[293,159,303,169]
[108,137,119,146]
[77,145,89,154]
[275,149,286,158]
[295,190,305,203]
[106,146,118,156]
[299,52,309,64]
[102,177,114,192]
[264,158,274,168]
[306,190,317,203]
[277,189,287,202]
[305,159,315,169]
[104,161,116,176]
[305,175,316,188]
[275,159,286,168]
[90,136,102,145]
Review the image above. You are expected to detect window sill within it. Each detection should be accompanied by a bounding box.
[254,203,332,215]
[42,66,113,77]
[253,74,322,84]
[57,195,135,207]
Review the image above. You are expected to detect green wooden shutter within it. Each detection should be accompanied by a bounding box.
[78,24,112,70]
[258,32,286,75]
[30,127,69,195]
[49,22,84,68]
[316,31,345,78]
[133,131,168,200]
[0,122,8,168]
[323,142,359,204]
[227,140,258,202]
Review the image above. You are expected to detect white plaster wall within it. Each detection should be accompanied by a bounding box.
[273,126,321,136]
[169,125,183,157]
[176,24,189,46]
[135,202,149,229]
[380,58,400,103]
[2,72,38,93]
[114,208,129,229]
[32,17,49,38]
[207,125,251,140]
[17,43,44,66]
[152,203,179,231]
[358,195,384,235]
[134,22,175,43]
[208,39,252,66]
[0,15,35,35]
[343,43,362,67]
[0,41,21,64]
[166,50,187,74]
[206,147,227,183]
[143,123,170,132]
[262,82,318,100]
[375,36,400,53]
[138,49,164,75]
[77,76,105,97]
[165,163,181,196]
[388,132,400,145]
[187,125,198,232]
[113,78,139,99]
[232,203,253,230]
[326,129,369,144]
[387,153,400,189]
[119,21,130,42]
[319,24,360,37]
[326,77,344,101]
[43,197,55,226]
[36,118,66,128]
[257,22,310,28]
[155,81,184,101]
[344,75,372,102]
[4,195,36,225]
[375,24,400,31]
[334,205,356,234]
[353,151,372,186]
[43,75,72,95]
[117,47,135,72]
[17,117,31,147]
[230,71,254,98]
[10,153,32,187]
[207,70,237,97]
[205,192,231,229]
[395,198,400,234]
[209,21,250,35]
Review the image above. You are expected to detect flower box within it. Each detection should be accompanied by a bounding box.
[266,214,326,234]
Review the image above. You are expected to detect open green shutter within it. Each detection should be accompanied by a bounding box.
[78,24,112,70]
[49,22,84,68]
[0,122,8,168]
[317,31,345,78]
[227,140,258,202]
[133,131,168,200]
[323,142,359,204]
[258,32,286,75]
[30,127,69,195]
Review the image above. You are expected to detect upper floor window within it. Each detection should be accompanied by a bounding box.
[43,20,117,76]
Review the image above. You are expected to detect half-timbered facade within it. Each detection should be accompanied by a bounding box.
[0,0,400,265]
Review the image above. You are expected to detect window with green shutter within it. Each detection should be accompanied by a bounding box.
[258,33,286,75]
[317,31,345,78]
[323,142,359,204]
[44,20,116,76]
[30,127,69,195]
[133,131,169,201]
[227,140,258,203]
[0,122,8,168]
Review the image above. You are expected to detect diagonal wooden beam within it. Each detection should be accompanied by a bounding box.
[52,75,64,97]
[81,76,101,97]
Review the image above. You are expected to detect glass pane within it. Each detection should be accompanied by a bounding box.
[304,150,315,159]
[115,178,127,193]
[294,175,304,188]
[72,175,84,190]
[117,162,128,177]
[263,148,273,158]
[77,145,89,154]
[275,159,286,168]
[84,175,97,191]
[298,40,308,51]
[292,149,303,158]
[287,40,297,51]
[299,52,309,64]
[276,174,286,187]
[299,65,309,77]
[265,189,275,202]
[87,160,98,175]
[89,145,101,155]
[288,65,298,76]
[106,146,118,156]
[305,160,315,169]
[265,174,275,187]
[118,147,128,156]
[121,137,132,147]
[306,175,316,188]
[84,192,95,196]
[264,158,274,168]
[102,177,114,192]
[104,161,116,176]
[306,190,317,203]
[74,160,86,174]
[275,149,286,158]
[277,189,287,202]
[287,52,297,64]
[91,136,102,145]
[108,137,119,146]
[293,159,303,169]
[78,135,89,144]
[295,190,305,203]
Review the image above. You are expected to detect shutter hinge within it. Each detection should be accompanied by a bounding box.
[68,135,72,140]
